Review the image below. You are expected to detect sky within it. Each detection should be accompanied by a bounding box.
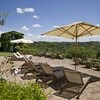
[0,0,100,42]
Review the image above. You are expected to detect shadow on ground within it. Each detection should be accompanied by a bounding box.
[20,75,36,80]
[48,67,100,100]
[20,66,100,100]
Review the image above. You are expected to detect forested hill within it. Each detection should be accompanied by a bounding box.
[32,41,100,51]
[21,41,100,59]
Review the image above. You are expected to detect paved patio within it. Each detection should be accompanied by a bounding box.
[0,56,100,100]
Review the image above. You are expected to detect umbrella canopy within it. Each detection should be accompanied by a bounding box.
[42,22,100,39]
[42,22,100,69]
[11,38,33,43]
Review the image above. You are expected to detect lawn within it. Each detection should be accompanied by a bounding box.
[0,52,13,56]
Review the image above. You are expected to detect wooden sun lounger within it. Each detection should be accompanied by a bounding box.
[36,63,64,85]
[59,69,91,99]
[21,56,44,77]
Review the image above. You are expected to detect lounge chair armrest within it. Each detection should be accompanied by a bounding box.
[61,82,67,89]
[35,73,46,79]
[80,76,91,92]
[76,76,91,99]
[47,80,53,84]
[59,83,67,94]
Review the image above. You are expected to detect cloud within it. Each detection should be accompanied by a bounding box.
[23,8,34,13]
[33,15,39,19]
[16,8,24,14]
[24,33,73,42]
[78,35,100,42]
[0,31,4,34]
[96,24,100,26]
[53,25,60,28]
[32,24,42,28]
[24,33,100,42]
[21,26,29,31]
[16,8,34,14]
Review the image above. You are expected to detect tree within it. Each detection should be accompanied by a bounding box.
[0,31,24,51]
[0,12,9,51]
[0,12,9,26]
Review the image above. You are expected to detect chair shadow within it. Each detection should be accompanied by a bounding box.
[48,77,78,99]
[49,77,66,91]
[20,66,100,100]
[20,75,35,80]
[54,91,77,100]
[9,56,24,61]
[82,73,100,83]
[49,67,100,100]
[83,66,91,69]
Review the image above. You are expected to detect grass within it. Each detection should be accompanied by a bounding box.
[0,52,13,56]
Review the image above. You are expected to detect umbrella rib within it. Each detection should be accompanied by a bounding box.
[57,26,75,37]
[78,24,97,37]
[81,27,98,36]
[78,25,93,37]
[80,25,93,34]
[81,22,99,28]
[80,25,98,37]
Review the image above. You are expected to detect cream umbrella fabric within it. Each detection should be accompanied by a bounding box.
[42,21,100,50]
[11,38,33,43]
[42,22,100,69]
[42,22,100,39]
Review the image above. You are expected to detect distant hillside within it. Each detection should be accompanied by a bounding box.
[20,41,100,59]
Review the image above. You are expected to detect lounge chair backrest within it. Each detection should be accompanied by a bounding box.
[16,52,22,56]
[29,60,39,71]
[64,69,84,85]
[13,53,23,58]
[16,52,23,57]
[13,53,19,57]
[23,56,38,72]
[40,63,54,75]
[23,56,29,63]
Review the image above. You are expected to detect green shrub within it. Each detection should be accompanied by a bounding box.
[22,44,29,49]
[0,80,46,100]
[15,46,21,51]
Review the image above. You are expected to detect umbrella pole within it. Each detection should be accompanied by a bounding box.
[75,37,78,70]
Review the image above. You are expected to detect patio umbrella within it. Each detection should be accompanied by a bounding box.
[10,38,34,43]
[42,21,100,69]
